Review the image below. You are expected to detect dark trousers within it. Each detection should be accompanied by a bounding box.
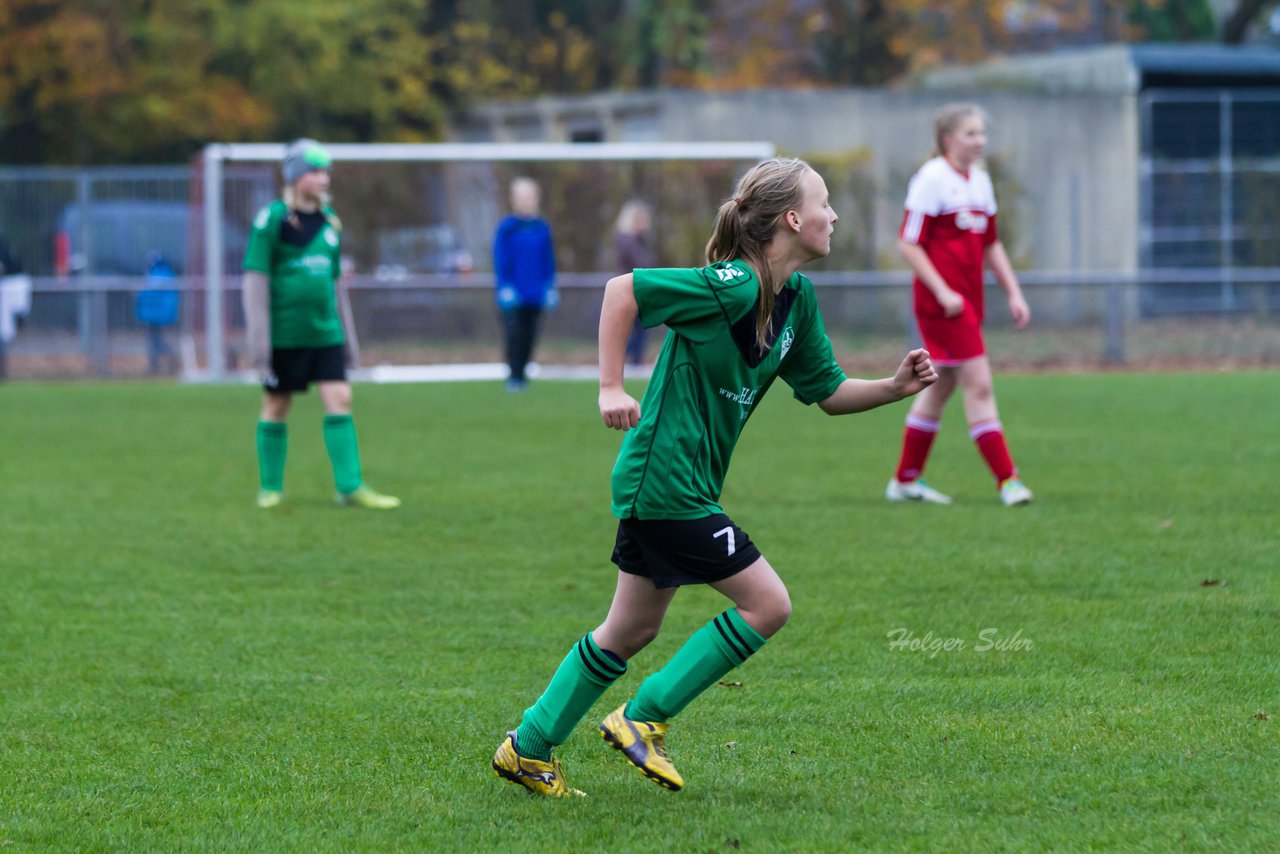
[147,323,176,375]
[625,317,647,365]
[503,305,543,383]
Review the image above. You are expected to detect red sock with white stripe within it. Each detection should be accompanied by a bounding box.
[970,419,1016,485]
[895,413,940,483]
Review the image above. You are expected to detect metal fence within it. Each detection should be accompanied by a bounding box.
[3,270,1277,381]
[4,105,1280,381]
[1140,88,1280,313]
[0,166,196,378]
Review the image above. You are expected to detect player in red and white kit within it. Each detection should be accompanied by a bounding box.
[887,103,1034,507]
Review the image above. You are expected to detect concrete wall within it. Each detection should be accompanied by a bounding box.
[916,44,1139,94]
[455,88,1141,275]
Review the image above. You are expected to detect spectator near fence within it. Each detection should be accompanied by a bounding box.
[0,233,31,380]
[886,102,1034,507]
[492,177,558,392]
[136,251,180,376]
[614,199,655,367]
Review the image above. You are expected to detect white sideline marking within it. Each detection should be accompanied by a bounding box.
[182,362,654,385]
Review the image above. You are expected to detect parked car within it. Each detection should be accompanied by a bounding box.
[373,224,474,280]
[54,200,247,276]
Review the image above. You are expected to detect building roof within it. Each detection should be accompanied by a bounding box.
[1130,43,1280,87]
[917,43,1280,94]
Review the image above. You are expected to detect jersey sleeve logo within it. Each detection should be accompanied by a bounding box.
[713,265,747,282]
[253,208,271,230]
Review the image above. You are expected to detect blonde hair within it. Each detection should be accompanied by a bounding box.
[933,102,989,158]
[705,158,812,349]
[509,176,540,214]
[510,176,539,195]
[282,184,341,231]
[614,199,651,236]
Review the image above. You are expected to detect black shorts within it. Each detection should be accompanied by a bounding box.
[611,514,762,589]
[265,345,346,393]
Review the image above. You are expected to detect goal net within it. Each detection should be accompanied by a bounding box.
[194,142,775,382]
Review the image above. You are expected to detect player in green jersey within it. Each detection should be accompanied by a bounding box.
[493,158,937,797]
[242,139,399,510]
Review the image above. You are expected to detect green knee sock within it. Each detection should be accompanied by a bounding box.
[256,421,287,491]
[323,414,363,494]
[627,609,767,724]
[515,633,627,760]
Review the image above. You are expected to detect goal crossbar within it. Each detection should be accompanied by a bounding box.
[200,141,776,380]
[210,141,776,164]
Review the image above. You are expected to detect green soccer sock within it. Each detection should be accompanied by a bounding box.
[515,633,628,761]
[256,421,287,491]
[626,608,767,724]
[322,414,363,495]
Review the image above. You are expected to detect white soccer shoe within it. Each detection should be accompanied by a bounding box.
[999,478,1034,506]
[885,478,953,505]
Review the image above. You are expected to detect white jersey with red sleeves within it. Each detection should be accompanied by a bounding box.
[899,156,999,322]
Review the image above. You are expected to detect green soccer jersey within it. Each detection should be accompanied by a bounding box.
[243,200,345,348]
[610,260,847,520]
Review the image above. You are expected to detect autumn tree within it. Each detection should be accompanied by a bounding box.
[0,0,1245,164]
[811,0,909,86]
[0,0,726,161]
[1222,0,1276,42]
[0,0,273,162]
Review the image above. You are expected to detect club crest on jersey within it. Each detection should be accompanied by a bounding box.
[954,209,989,233]
[778,325,794,360]
[323,227,339,247]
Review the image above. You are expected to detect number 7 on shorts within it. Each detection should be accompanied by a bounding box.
[713,526,736,556]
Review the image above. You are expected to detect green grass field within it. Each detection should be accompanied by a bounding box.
[2,372,1277,852]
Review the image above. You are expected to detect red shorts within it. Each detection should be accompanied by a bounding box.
[916,316,986,365]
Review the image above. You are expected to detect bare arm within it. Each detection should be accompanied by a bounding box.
[817,348,938,415]
[899,240,964,317]
[984,240,1029,328]
[598,273,641,430]
[242,271,271,374]
[336,278,360,367]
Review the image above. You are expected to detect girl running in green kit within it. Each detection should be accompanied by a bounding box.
[242,139,399,510]
[493,158,937,797]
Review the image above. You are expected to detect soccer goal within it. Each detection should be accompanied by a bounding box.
[195,141,776,383]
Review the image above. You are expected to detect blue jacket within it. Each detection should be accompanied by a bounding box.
[136,258,179,326]
[493,215,556,308]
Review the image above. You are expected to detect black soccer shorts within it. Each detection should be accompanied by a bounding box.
[265,344,346,393]
[611,513,762,589]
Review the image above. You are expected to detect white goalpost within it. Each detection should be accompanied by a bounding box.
[198,141,776,382]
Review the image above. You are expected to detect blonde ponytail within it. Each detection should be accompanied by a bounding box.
[705,158,811,349]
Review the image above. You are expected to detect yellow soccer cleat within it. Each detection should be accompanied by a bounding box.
[492,732,585,798]
[256,489,283,509]
[599,705,684,791]
[336,484,401,509]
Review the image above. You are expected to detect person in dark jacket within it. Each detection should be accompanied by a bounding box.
[614,200,655,368]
